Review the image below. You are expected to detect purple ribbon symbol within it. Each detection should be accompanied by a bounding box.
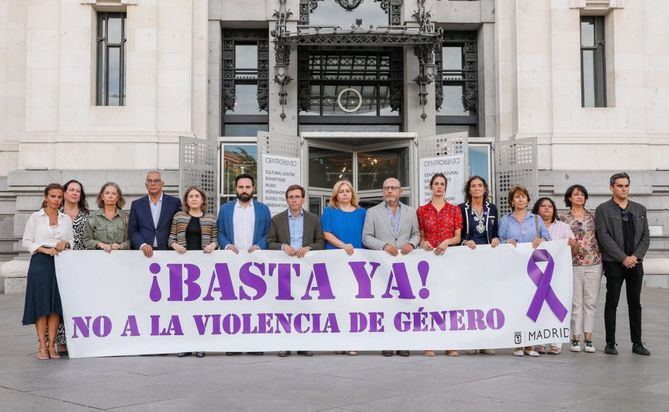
[526,249,567,322]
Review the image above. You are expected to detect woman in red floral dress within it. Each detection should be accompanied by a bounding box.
[417,173,463,357]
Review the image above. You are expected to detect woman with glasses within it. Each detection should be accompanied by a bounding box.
[22,183,74,360]
[417,173,463,357]
[499,185,551,357]
[560,185,602,353]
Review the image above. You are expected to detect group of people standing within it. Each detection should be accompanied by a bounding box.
[21,171,651,360]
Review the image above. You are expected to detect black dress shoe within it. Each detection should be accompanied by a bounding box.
[225,352,242,356]
[396,350,410,357]
[278,351,291,357]
[381,350,394,357]
[177,352,192,357]
[632,343,651,356]
[195,352,205,358]
[247,352,264,355]
[297,351,313,356]
[604,343,618,355]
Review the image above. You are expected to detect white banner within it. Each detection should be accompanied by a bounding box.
[260,154,301,215]
[419,155,465,205]
[55,241,573,358]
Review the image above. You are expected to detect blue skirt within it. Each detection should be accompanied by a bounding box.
[22,253,62,325]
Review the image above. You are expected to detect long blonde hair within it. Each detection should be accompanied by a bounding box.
[329,180,359,208]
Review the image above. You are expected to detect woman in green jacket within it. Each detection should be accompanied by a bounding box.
[84,182,130,251]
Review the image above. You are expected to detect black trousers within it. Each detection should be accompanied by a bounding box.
[603,260,644,345]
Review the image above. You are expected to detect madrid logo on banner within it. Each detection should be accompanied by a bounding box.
[55,241,573,358]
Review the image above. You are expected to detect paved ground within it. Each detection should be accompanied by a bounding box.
[1,286,668,412]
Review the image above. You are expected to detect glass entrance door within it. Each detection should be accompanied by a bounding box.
[307,139,412,215]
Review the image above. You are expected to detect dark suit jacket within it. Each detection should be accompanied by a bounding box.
[267,209,324,250]
[216,200,272,249]
[595,198,650,263]
[129,193,182,250]
[459,201,499,244]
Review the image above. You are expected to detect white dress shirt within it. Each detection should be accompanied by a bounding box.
[232,200,255,249]
[22,209,74,254]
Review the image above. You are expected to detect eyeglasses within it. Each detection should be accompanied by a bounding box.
[383,186,401,191]
[146,179,162,184]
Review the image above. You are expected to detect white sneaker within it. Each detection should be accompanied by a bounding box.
[583,340,596,353]
[570,340,582,352]
[513,348,524,357]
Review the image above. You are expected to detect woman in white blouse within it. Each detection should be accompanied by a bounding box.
[22,183,74,360]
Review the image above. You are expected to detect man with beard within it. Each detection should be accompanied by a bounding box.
[216,173,271,356]
[217,173,271,254]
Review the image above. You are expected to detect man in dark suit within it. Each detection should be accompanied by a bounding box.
[267,184,324,357]
[595,172,651,356]
[129,170,182,258]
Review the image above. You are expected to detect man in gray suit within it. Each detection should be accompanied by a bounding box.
[267,184,324,357]
[595,172,651,356]
[362,177,420,357]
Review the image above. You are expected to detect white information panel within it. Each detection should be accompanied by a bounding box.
[419,154,466,205]
[261,154,301,215]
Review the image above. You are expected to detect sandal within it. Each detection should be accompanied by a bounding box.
[423,350,436,357]
[446,350,459,357]
[535,345,546,354]
[48,347,61,359]
[524,348,540,357]
[548,344,561,355]
[37,347,49,360]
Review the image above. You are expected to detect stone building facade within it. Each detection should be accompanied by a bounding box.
[1,0,668,290]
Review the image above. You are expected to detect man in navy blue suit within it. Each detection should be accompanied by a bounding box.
[217,173,271,356]
[216,173,271,254]
[129,170,182,258]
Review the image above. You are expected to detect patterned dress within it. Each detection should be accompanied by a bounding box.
[417,201,463,246]
[51,208,88,346]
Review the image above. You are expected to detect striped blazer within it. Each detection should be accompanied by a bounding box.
[168,211,218,250]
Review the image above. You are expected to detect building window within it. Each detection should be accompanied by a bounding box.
[436,32,478,137]
[220,143,258,204]
[297,47,403,132]
[96,12,126,106]
[222,30,269,136]
[580,16,606,107]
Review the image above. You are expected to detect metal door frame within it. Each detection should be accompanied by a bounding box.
[301,132,417,208]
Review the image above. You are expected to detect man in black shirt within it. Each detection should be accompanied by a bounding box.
[595,172,651,356]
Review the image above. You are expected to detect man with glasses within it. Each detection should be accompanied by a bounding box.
[129,170,182,257]
[595,172,651,356]
[362,177,420,357]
